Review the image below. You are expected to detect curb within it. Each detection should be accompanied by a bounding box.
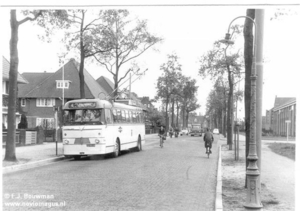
[215,145,223,211]
[3,156,69,174]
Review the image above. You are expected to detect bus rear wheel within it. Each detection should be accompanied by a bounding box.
[135,136,142,152]
[112,140,120,158]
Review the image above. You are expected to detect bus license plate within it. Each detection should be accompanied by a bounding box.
[87,144,95,147]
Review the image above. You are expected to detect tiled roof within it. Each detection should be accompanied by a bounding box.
[71,59,109,98]
[2,56,28,84]
[273,97,296,110]
[96,76,115,97]
[18,72,53,97]
[18,59,108,98]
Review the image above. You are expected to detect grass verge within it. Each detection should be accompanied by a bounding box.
[267,143,295,161]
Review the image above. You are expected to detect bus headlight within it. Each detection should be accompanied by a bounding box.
[95,139,100,144]
[64,140,69,144]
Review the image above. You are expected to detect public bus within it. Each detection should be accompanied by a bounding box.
[62,99,145,159]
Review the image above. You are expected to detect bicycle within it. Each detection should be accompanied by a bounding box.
[159,135,164,148]
[205,141,212,158]
[206,147,211,158]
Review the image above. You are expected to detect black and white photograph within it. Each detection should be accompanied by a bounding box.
[1,1,299,211]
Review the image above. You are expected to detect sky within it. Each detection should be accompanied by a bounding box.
[1,5,300,119]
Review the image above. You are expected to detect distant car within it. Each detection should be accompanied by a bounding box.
[213,128,220,135]
[180,129,189,136]
[190,130,202,137]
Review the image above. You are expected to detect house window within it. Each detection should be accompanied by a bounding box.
[36,98,55,107]
[36,118,55,129]
[21,99,26,107]
[56,80,69,89]
[2,81,9,94]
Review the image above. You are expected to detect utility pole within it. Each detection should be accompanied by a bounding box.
[244,9,264,210]
[255,9,265,185]
[129,73,131,99]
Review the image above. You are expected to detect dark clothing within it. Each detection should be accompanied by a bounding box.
[158,128,165,136]
[204,141,212,149]
[204,131,214,142]
[203,131,214,149]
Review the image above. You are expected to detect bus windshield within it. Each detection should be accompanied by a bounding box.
[64,109,105,125]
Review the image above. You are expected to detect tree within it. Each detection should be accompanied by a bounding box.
[59,10,113,99]
[180,77,199,128]
[93,10,162,97]
[199,37,243,150]
[5,10,68,162]
[147,109,165,128]
[205,79,228,132]
[185,98,200,127]
[155,54,182,131]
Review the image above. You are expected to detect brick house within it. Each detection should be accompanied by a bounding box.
[270,96,296,137]
[2,56,28,129]
[18,58,108,129]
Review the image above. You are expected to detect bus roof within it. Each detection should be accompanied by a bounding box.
[113,102,143,111]
[63,99,144,111]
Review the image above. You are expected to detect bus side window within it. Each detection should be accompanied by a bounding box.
[137,111,141,123]
[121,110,126,123]
[125,110,129,123]
[112,109,118,123]
[117,109,122,122]
[132,111,136,123]
[105,109,112,124]
[128,111,132,123]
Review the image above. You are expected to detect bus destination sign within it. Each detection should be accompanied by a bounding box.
[69,102,96,108]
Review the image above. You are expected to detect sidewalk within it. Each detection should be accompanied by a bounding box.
[2,134,159,173]
[220,135,295,211]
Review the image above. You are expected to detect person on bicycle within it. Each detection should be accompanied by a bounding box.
[158,126,166,146]
[203,128,214,154]
[169,127,174,138]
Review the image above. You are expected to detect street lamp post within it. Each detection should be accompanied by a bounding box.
[220,15,263,210]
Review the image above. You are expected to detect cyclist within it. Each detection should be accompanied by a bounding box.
[158,126,166,146]
[203,128,214,154]
[169,127,174,138]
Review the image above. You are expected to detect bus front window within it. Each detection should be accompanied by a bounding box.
[64,109,104,125]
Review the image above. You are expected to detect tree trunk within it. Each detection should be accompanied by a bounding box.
[165,99,169,131]
[243,9,255,188]
[5,10,19,162]
[113,76,118,97]
[79,51,85,99]
[176,101,179,127]
[171,98,175,127]
[182,105,186,128]
[227,72,233,150]
[79,12,86,99]
[185,111,189,128]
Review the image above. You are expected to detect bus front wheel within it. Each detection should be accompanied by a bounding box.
[112,139,120,158]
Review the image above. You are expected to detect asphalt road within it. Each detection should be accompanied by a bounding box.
[3,134,220,211]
